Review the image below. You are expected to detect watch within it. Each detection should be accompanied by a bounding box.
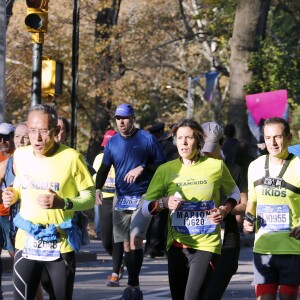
[158,198,165,209]
[63,198,73,211]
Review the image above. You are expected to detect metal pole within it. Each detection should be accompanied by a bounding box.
[31,42,43,106]
[70,0,79,149]
[187,76,192,118]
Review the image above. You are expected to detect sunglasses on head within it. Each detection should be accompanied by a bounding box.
[0,134,10,141]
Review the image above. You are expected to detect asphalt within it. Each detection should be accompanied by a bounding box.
[1,233,299,299]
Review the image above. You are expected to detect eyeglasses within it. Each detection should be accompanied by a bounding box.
[27,128,56,137]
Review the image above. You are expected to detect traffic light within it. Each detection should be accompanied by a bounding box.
[42,58,64,96]
[25,0,49,33]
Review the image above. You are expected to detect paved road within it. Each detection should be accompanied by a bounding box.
[0,233,288,300]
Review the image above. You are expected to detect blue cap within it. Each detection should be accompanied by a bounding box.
[114,104,135,118]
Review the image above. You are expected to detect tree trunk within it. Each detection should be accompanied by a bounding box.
[229,0,268,144]
[0,0,6,122]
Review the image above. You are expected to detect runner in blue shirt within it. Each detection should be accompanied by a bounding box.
[95,103,166,300]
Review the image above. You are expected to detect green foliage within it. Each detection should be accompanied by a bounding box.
[246,40,300,104]
[5,0,300,154]
[245,4,300,105]
[194,0,237,38]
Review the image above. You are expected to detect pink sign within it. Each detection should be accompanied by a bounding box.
[245,90,288,125]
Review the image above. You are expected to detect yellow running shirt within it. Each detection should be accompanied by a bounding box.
[13,144,94,253]
[146,156,236,254]
[248,154,300,255]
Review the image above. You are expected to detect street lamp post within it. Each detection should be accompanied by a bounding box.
[31,40,43,106]
[24,0,49,106]
[70,0,79,149]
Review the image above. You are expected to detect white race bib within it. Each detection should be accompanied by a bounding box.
[257,204,290,232]
[23,233,60,261]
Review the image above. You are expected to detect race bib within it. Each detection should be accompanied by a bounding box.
[23,233,60,261]
[115,195,141,211]
[171,200,216,234]
[103,177,115,193]
[257,204,290,232]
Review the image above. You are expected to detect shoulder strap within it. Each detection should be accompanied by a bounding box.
[278,153,294,178]
[281,181,300,194]
[265,153,294,178]
[264,154,269,177]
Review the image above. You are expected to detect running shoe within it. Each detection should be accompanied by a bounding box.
[106,275,120,287]
[132,287,143,300]
[119,286,134,300]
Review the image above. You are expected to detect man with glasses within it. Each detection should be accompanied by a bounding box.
[95,103,165,300]
[2,104,95,300]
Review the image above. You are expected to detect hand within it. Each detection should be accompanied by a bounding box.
[208,208,224,224]
[289,226,300,240]
[243,219,255,232]
[164,195,183,211]
[96,189,103,205]
[2,187,16,208]
[37,189,64,209]
[124,166,144,183]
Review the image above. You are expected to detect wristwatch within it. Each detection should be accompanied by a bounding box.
[63,198,73,210]
[158,198,165,209]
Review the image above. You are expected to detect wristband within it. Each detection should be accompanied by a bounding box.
[96,189,102,193]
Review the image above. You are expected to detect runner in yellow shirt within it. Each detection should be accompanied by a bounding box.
[2,104,95,300]
[142,119,240,300]
[244,117,300,300]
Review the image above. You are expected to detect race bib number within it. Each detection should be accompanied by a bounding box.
[257,204,290,232]
[115,195,141,211]
[23,233,60,261]
[172,200,216,234]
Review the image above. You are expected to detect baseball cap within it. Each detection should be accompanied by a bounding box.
[101,130,117,147]
[113,104,135,118]
[201,122,223,153]
[0,123,15,135]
